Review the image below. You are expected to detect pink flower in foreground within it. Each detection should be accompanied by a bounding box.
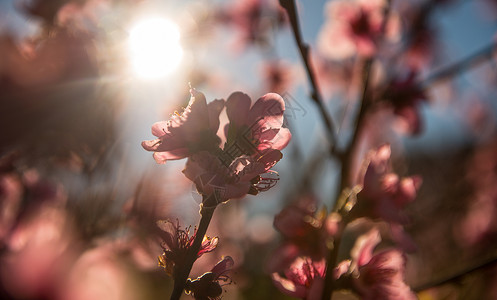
[182,91,291,203]
[271,256,326,300]
[317,0,398,59]
[142,89,224,164]
[185,256,234,300]
[156,220,218,276]
[356,145,422,224]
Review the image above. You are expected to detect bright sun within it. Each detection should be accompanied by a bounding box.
[128,18,183,79]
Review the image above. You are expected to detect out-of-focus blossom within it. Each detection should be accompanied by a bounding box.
[185,256,234,300]
[271,256,326,300]
[60,242,144,300]
[382,71,428,135]
[356,249,416,300]
[311,53,362,99]
[259,60,294,95]
[317,0,400,60]
[56,0,111,33]
[341,228,416,299]
[142,89,224,164]
[157,220,218,276]
[354,145,422,224]
[273,201,341,258]
[0,205,77,299]
[216,0,286,50]
[183,149,282,203]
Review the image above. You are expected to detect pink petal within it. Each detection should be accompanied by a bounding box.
[351,228,381,268]
[247,93,285,129]
[226,92,251,127]
[208,99,225,133]
[211,256,234,278]
[258,127,292,151]
[153,149,189,164]
[151,121,169,137]
[156,220,178,249]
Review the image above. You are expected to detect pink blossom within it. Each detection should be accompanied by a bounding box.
[271,256,326,300]
[273,201,342,258]
[383,72,428,135]
[142,89,224,164]
[156,220,218,276]
[317,0,398,59]
[356,145,422,224]
[356,250,416,300]
[1,205,77,299]
[185,256,234,300]
[181,91,291,202]
[217,0,286,49]
[59,242,143,300]
[347,228,416,300]
[260,60,294,95]
[183,149,283,203]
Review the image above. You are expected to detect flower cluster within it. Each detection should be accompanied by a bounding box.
[269,145,421,299]
[142,89,291,204]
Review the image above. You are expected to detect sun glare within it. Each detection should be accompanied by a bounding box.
[128,18,183,79]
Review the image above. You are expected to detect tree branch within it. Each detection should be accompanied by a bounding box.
[279,0,338,151]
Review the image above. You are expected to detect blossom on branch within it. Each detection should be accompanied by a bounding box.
[185,256,234,300]
[354,145,422,224]
[317,0,400,60]
[335,228,416,299]
[181,91,291,203]
[271,256,326,300]
[383,71,428,135]
[156,220,218,276]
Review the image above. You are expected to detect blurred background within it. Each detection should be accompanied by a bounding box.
[1,0,497,299]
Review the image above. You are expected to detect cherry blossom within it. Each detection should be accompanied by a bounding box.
[317,0,399,60]
[183,149,283,203]
[271,256,326,300]
[355,145,422,224]
[185,256,234,300]
[383,71,428,135]
[156,220,219,276]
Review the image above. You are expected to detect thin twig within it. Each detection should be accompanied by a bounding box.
[278,0,338,151]
[420,41,497,89]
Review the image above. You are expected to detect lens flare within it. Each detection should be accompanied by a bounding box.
[128,18,183,79]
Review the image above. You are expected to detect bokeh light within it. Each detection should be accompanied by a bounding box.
[128,18,183,79]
